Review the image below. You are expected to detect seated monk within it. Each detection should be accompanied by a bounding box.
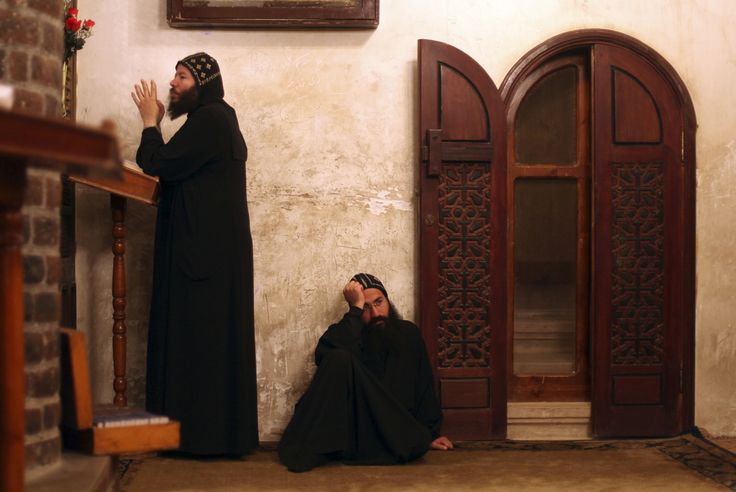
[278,273,453,472]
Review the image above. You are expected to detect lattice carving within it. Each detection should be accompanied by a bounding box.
[437,163,492,367]
[610,162,665,365]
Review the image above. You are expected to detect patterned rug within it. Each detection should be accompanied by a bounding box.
[455,432,736,490]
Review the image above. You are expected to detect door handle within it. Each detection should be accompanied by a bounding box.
[426,128,442,177]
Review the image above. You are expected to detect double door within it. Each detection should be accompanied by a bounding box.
[418,34,695,439]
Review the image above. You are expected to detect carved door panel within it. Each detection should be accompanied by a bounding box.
[418,39,507,440]
[591,43,687,436]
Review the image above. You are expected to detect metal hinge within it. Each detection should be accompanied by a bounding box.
[680,363,684,393]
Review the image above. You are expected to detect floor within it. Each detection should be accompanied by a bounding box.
[119,434,736,491]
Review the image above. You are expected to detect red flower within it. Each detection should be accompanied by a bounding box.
[83,19,95,28]
[67,7,79,17]
[65,17,82,32]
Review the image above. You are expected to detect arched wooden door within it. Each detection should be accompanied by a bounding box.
[418,39,508,440]
[419,32,695,439]
[590,41,694,437]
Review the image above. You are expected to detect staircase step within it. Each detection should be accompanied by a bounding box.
[507,402,591,441]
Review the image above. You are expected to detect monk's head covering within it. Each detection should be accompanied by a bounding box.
[176,52,224,104]
[352,273,388,298]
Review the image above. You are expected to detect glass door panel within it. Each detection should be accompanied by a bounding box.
[506,52,590,401]
[515,66,577,165]
[513,179,577,375]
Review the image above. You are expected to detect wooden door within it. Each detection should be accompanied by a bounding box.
[418,39,507,440]
[591,43,688,437]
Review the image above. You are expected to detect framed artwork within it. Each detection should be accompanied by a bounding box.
[167,0,379,28]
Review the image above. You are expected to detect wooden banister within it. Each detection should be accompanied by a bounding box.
[111,195,128,406]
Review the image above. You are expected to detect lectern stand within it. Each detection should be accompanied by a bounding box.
[70,165,159,406]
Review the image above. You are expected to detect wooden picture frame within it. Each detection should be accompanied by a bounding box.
[167,0,379,28]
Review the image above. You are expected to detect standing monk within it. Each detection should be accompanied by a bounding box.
[131,52,258,456]
[278,273,453,472]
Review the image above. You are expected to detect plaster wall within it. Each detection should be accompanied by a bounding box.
[75,0,736,439]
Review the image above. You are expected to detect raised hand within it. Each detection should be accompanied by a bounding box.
[342,280,366,310]
[131,79,164,129]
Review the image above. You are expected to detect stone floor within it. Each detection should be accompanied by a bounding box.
[25,452,115,492]
[119,434,736,491]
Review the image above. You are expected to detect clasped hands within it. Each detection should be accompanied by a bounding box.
[131,79,165,129]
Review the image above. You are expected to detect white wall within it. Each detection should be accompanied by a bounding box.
[75,0,736,439]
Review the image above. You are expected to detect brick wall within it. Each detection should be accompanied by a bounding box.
[23,170,63,476]
[0,0,65,478]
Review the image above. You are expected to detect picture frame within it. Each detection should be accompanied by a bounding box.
[167,0,379,28]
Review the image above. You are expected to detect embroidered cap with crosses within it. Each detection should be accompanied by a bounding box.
[177,52,221,87]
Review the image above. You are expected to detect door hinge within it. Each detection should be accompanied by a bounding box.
[681,129,685,163]
[680,363,684,393]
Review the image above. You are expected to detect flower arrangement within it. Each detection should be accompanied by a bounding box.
[63,1,95,63]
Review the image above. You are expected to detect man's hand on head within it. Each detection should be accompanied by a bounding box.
[430,436,454,451]
[131,79,164,129]
[343,280,365,310]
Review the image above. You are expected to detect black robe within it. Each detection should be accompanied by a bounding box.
[136,100,258,455]
[278,306,442,472]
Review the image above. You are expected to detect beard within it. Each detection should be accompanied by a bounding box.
[363,302,404,354]
[167,85,199,119]
[366,302,402,329]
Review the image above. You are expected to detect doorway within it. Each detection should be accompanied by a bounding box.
[506,52,591,402]
[419,30,696,439]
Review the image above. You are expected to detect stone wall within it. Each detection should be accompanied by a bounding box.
[0,0,65,478]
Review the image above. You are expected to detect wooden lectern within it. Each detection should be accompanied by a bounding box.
[64,167,179,457]
[0,108,121,492]
[71,165,159,407]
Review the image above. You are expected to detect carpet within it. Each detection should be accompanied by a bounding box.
[119,434,736,491]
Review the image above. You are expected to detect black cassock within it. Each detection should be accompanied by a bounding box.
[278,306,442,472]
[136,100,258,455]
